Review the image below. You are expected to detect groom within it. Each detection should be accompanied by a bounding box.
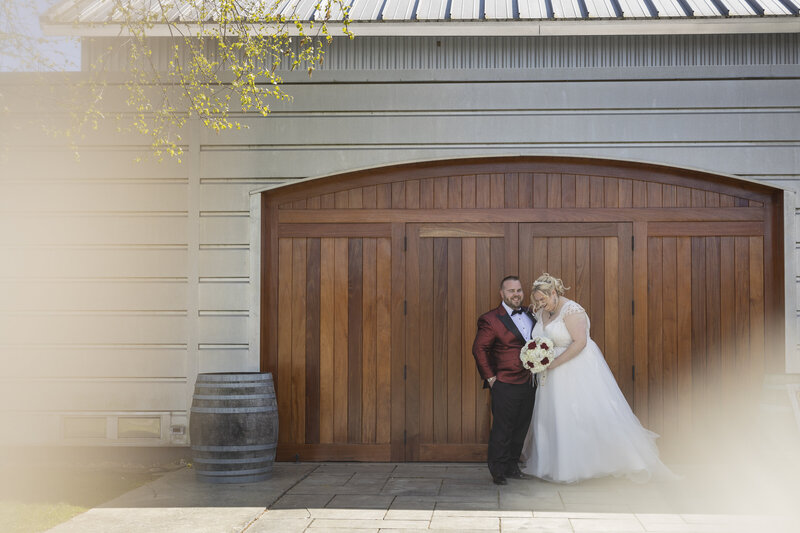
[472,275,536,485]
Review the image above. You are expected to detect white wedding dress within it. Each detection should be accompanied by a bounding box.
[521,299,676,483]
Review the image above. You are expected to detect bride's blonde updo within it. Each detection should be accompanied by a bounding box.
[531,273,569,297]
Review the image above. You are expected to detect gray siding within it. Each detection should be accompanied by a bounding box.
[1,32,798,445]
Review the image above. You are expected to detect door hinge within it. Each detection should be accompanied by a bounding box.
[404,236,407,251]
[404,430,407,445]
[631,235,635,250]
[632,365,636,381]
[404,300,407,315]
[404,365,407,380]
[632,300,635,315]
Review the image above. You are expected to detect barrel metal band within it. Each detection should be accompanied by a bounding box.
[192,443,277,452]
[192,394,276,400]
[190,406,278,414]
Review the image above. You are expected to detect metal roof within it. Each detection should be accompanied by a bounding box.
[41,0,800,36]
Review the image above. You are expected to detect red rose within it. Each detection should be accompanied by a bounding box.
[525,362,533,368]
[541,343,549,350]
[541,357,549,365]
[527,341,536,349]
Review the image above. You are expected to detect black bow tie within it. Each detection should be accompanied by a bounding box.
[511,308,525,316]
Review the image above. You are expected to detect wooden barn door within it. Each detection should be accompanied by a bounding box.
[518,223,635,403]
[404,223,513,461]
[643,221,768,451]
[404,221,633,460]
[273,223,397,460]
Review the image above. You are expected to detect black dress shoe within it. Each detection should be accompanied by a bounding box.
[492,475,508,485]
[506,470,531,480]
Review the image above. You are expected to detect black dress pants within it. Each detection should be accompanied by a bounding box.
[488,379,536,478]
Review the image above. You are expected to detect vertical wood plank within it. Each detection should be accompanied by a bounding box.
[405,227,421,459]
[632,181,647,208]
[361,238,377,443]
[562,237,576,306]
[475,175,490,209]
[376,184,392,209]
[305,238,321,444]
[406,180,420,209]
[419,236,435,444]
[561,174,576,208]
[705,236,722,435]
[432,238,448,443]
[335,190,348,209]
[475,238,492,443]
[676,237,693,436]
[676,186,692,207]
[749,237,765,395]
[291,238,307,445]
[333,237,349,442]
[590,176,604,208]
[434,177,448,210]
[449,176,463,209]
[533,174,547,208]
[307,196,320,209]
[518,173,533,209]
[462,238,477,443]
[617,223,634,405]
[320,193,335,209]
[420,178,434,209]
[661,236,679,441]
[547,237,562,280]
[391,182,406,209]
[390,223,406,460]
[547,173,561,208]
[518,224,533,290]
[576,175,590,208]
[348,238,363,443]
[589,236,604,352]
[532,237,548,287]
[604,177,619,208]
[447,238,463,443]
[647,236,663,434]
[362,185,377,209]
[633,222,649,421]
[662,184,676,208]
[319,238,335,443]
[734,237,751,401]
[462,175,476,209]
[691,237,707,433]
[647,183,662,208]
[349,188,363,208]
[376,238,392,444]
[505,173,519,208]
[618,179,632,208]
[491,174,504,209]
[719,236,736,422]
[277,238,293,444]
[604,236,619,381]
[575,237,591,313]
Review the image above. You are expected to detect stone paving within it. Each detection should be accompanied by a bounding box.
[246,461,798,533]
[47,459,799,533]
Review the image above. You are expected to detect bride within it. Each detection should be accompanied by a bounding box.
[520,273,676,483]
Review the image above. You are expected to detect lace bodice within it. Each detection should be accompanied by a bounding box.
[538,299,589,348]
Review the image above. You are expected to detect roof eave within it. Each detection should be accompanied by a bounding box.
[41,17,800,38]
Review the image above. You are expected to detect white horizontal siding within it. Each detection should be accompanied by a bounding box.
[0,346,187,379]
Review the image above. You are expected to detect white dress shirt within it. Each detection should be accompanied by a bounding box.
[502,301,533,341]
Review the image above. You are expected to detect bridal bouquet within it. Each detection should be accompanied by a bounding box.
[520,336,554,375]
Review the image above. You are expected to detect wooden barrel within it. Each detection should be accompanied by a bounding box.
[190,372,278,484]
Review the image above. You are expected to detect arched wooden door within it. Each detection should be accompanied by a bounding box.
[260,157,784,462]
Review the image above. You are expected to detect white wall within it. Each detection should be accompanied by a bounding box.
[0,32,797,446]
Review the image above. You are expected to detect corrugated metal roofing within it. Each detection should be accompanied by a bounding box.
[41,0,800,35]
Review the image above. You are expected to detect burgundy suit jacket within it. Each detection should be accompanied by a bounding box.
[472,304,537,386]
